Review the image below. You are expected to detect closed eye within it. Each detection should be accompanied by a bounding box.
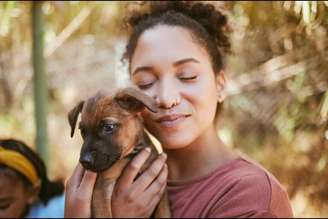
[179,75,197,81]
[138,82,154,90]
[0,204,10,210]
[0,201,12,210]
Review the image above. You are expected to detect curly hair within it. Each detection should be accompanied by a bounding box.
[123,1,231,73]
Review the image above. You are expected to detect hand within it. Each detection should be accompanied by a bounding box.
[112,148,168,218]
[64,163,97,218]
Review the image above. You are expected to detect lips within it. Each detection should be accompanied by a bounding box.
[155,114,190,128]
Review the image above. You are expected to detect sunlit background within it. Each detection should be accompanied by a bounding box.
[0,1,327,217]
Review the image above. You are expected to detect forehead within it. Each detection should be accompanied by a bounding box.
[131,25,211,68]
[80,94,129,126]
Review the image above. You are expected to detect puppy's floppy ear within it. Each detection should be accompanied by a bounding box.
[68,101,84,137]
[115,87,158,113]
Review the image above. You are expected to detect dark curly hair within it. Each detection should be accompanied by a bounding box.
[123,1,231,123]
[123,1,231,73]
[0,139,64,205]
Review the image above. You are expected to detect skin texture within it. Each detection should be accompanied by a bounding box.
[131,25,237,182]
[0,171,39,218]
[65,24,237,218]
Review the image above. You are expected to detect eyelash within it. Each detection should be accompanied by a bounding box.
[179,75,197,81]
[137,75,197,89]
[138,83,154,90]
[0,203,11,210]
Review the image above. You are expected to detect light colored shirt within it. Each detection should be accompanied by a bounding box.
[26,193,65,218]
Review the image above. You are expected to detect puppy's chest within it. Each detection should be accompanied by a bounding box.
[91,148,161,217]
[95,148,158,191]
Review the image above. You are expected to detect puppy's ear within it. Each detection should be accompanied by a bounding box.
[68,101,84,137]
[115,87,158,113]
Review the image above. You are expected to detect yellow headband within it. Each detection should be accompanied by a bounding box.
[0,146,39,186]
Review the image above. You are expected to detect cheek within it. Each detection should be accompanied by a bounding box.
[3,200,28,218]
[0,196,30,218]
[184,76,218,120]
[139,73,218,148]
[0,178,31,218]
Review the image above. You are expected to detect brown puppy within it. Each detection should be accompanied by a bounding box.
[68,87,170,218]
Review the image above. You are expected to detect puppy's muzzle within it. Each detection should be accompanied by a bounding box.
[80,150,120,172]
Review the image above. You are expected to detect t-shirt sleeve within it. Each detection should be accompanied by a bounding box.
[207,173,289,218]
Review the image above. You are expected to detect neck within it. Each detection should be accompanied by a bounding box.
[165,125,237,182]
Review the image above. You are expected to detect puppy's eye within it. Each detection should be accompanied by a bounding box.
[102,123,116,133]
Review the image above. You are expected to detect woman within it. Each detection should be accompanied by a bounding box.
[65,2,293,218]
[0,139,65,218]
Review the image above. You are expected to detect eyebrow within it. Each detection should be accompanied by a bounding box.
[132,58,200,76]
[173,58,200,67]
[132,66,154,76]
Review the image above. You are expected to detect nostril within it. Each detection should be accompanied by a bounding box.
[80,152,94,168]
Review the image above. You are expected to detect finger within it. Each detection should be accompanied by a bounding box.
[145,178,167,213]
[144,164,167,198]
[117,147,151,189]
[131,153,167,193]
[77,170,97,199]
[68,163,85,190]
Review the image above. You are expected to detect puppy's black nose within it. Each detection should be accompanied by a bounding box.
[80,152,95,170]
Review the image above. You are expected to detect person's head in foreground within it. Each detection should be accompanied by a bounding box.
[0,139,64,218]
[124,1,230,151]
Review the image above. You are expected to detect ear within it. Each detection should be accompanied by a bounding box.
[68,101,84,137]
[216,70,226,103]
[115,87,158,113]
[26,181,41,205]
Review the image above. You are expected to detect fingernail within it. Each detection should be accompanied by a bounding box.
[145,147,151,152]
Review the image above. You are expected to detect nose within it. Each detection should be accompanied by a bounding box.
[80,151,95,170]
[156,77,181,109]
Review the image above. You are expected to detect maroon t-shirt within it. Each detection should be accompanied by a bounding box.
[167,156,293,218]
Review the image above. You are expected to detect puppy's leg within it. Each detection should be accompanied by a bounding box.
[152,189,171,218]
[92,179,116,218]
[92,160,129,218]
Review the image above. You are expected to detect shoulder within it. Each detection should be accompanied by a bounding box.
[26,193,65,218]
[208,157,293,217]
[218,160,273,210]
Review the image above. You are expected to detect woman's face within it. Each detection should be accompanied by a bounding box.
[0,171,37,218]
[131,25,224,149]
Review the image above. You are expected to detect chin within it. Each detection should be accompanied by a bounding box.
[158,131,197,150]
